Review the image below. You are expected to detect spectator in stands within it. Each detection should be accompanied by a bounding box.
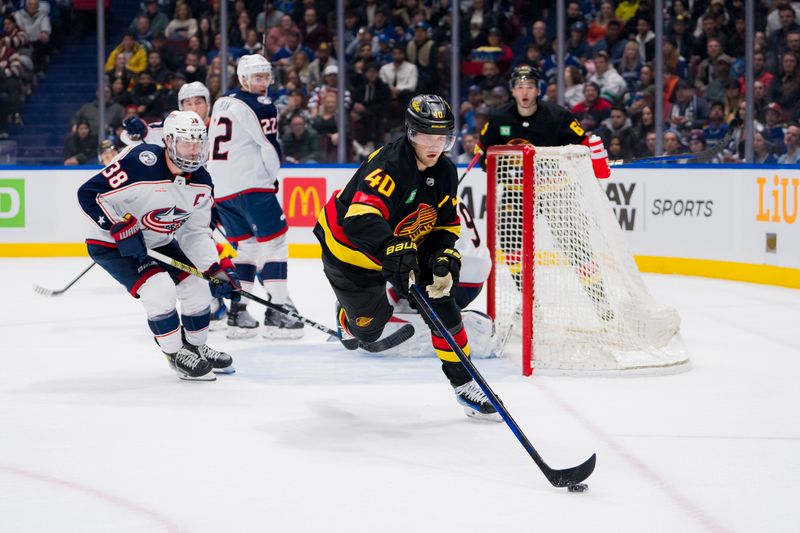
[571,81,612,132]
[703,101,729,147]
[392,0,423,29]
[346,26,376,61]
[266,14,296,58]
[228,10,251,48]
[669,14,694,59]
[186,36,207,64]
[473,103,490,135]
[150,33,182,71]
[769,4,799,53]
[629,63,655,112]
[281,113,320,163]
[632,104,655,155]
[457,133,477,163]
[308,42,336,88]
[299,7,330,51]
[407,21,436,93]
[542,39,582,82]
[588,50,627,104]
[541,81,558,104]
[351,61,389,142]
[567,21,590,59]
[607,135,631,161]
[243,29,264,55]
[618,40,643,95]
[308,64,351,117]
[63,119,97,165]
[721,81,743,123]
[595,105,637,153]
[274,30,313,66]
[197,17,214,51]
[662,129,686,156]
[530,20,550,52]
[693,15,727,60]
[71,85,124,139]
[642,130,657,156]
[587,1,614,47]
[704,55,735,104]
[754,130,779,164]
[770,52,800,112]
[591,19,626,63]
[130,0,169,37]
[178,51,206,83]
[165,2,198,40]
[778,124,800,164]
[669,80,709,137]
[104,33,147,75]
[257,1,284,35]
[109,77,130,107]
[130,71,162,119]
[686,130,719,163]
[764,102,788,154]
[564,65,585,108]
[276,88,307,132]
[370,9,396,43]
[315,91,344,161]
[145,50,171,85]
[634,16,655,63]
[379,45,417,129]
[293,49,312,86]
[14,0,49,74]
[0,33,23,135]
[133,16,153,50]
[462,0,496,50]
[476,60,504,98]
[489,86,509,107]
[375,34,394,65]
[697,39,726,89]
[662,37,688,80]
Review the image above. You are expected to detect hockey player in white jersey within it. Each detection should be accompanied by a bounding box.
[121,81,212,148]
[77,110,239,381]
[207,53,304,339]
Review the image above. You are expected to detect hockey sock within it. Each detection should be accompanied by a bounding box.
[148,309,182,353]
[234,262,258,299]
[259,261,288,304]
[181,309,210,346]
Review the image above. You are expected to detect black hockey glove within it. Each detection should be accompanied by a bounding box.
[122,116,148,140]
[426,248,461,299]
[381,238,420,296]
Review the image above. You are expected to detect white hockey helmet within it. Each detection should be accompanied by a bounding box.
[237,53,272,88]
[178,81,210,110]
[162,110,209,173]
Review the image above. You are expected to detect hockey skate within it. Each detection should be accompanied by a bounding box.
[335,303,360,350]
[453,380,502,422]
[208,298,228,332]
[227,302,259,339]
[164,347,215,381]
[184,343,235,374]
[262,298,304,339]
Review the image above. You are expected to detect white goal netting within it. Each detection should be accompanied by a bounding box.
[488,145,690,376]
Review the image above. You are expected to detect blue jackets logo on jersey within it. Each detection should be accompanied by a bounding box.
[142,206,192,233]
[139,151,158,166]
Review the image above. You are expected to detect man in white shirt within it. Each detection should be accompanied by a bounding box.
[379,45,418,129]
[588,51,627,104]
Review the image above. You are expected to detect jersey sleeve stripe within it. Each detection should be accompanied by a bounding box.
[351,191,389,219]
[345,203,384,219]
[317,200,381,271]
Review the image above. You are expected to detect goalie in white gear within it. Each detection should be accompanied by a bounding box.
[121,81,212,148]
[78,110,237,381]
[207,53,304,339]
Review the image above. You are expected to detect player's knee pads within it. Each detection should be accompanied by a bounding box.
[176,275,212,316]
[234,237,261,265]
[138,272,177,318]
[258,233,288,262]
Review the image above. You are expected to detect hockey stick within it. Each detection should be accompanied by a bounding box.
[610,119,738,166]
[33,262,96,297]
[457,151,482,186]
[408,284,597,489]
[146,249,414,353]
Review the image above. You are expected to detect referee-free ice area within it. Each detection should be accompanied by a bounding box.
[1,258,798,533]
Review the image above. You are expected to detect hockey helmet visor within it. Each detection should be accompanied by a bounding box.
[163,111,209,173]
[405,94,456,152]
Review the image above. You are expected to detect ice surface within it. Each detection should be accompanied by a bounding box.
[1,258,799,532]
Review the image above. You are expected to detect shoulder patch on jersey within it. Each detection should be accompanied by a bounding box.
[257,96,272,105]
[139,150,157,166]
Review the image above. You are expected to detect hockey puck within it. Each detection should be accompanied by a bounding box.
[567,483,588,493]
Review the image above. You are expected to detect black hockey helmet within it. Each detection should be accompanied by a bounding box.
[509,64,541,89]
[405,94,456,151]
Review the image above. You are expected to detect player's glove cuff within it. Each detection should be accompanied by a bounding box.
[427,248,461,299]
[205,258,241,299]
[582,135,611,179]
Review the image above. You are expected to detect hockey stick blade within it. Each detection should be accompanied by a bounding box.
[33,262,96,297]
[408,285,596,488]
[358,323,415,353]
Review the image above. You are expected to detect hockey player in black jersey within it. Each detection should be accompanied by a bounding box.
[314,94,501,422]
[478,64,614,321]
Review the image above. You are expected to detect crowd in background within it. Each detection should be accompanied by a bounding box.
[2,0,800,165]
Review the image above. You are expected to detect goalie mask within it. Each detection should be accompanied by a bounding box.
[163,110,209,173]
[405,94,456,152]
[237,54,272,93]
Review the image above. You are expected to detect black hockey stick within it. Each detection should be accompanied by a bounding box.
[610,119,738,166]
[408,284,596,489]
[33,262,96,297]
[146,249,414,353]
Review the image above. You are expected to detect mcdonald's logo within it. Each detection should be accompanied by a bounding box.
[283,177,327,227]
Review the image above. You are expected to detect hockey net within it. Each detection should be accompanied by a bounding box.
[486,144,690,376]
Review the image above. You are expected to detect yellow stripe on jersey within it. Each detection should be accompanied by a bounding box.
[317,208,382,271]
[345,203,383,218]
[437,195,450,208]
